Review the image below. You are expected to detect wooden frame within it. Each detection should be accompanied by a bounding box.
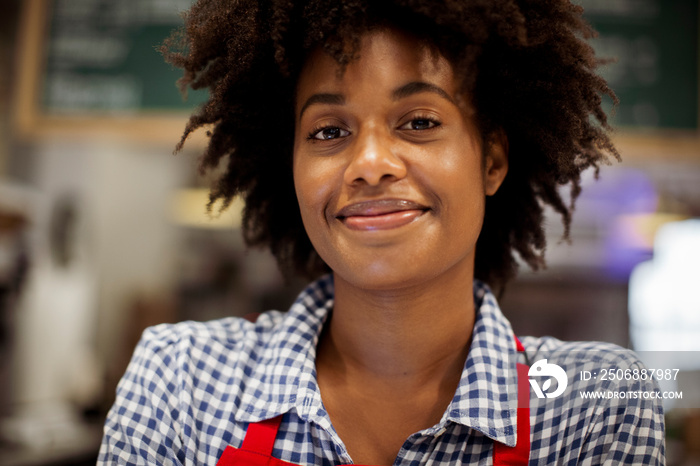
[12,0,207,147]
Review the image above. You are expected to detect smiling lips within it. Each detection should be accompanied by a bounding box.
[334,199,429,231]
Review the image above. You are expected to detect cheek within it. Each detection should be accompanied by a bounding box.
[428,151,487,231]
[293,154,345,269]
[293,153,337,229]
[419,143,486,200]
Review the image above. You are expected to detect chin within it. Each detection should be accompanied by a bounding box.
[332,260,436,292]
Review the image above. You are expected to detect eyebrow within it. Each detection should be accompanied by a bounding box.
[298,93,345,119]
[297,81,454,119]
[392,81,455,104]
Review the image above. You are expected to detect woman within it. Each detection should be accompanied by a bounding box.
[100,1,665,464]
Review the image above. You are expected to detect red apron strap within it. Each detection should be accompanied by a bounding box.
[493,341,531,465]
[216,415,285,466]
[240,415,284,455]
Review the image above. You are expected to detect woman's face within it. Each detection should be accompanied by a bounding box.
[293,28,507,291]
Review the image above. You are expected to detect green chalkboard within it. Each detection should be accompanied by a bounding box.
[579,0,699,129]
[40,0,699,129]
[42,0,207,114]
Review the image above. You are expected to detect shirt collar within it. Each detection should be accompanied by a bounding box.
[234,276,520,447]
[445,281,520,447]
[234,275,334,427]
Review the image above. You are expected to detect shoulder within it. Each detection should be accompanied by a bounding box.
[519,336,666,464]
[126,311,288,389]
[138,311,286,356]
[113,311,291,408]
[519,335,642,367]
[136,274,334,358]
[518,335,662,401]
[100,311,290,463]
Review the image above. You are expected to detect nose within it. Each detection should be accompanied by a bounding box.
[343,126,407,187]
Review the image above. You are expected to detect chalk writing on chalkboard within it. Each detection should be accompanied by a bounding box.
[43,0,207,114]
[579,0,698,129]
[38,0,698,130]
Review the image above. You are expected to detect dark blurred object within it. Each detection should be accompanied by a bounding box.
[685,411,700,458]
[0,181,33,421]
[500,269,629,347]
[0,212,27,233]
[175,229,308,324]
[49,196,77,268]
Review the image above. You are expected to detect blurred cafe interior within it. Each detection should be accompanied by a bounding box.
[0,0,699,464]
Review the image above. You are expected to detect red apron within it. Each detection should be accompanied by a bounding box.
[217,338,530,466]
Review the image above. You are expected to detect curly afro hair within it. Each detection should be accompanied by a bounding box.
[162,0,619,292]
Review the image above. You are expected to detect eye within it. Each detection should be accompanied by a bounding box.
[308,126,351,140]
[399,117,441,131]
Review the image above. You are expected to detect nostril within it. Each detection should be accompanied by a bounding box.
[344,147,407,187]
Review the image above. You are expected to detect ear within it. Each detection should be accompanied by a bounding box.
[483,130,509,196]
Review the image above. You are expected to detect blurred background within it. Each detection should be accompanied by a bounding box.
[0,0,698,464]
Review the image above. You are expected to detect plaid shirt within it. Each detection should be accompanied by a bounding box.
[100,276,665,465]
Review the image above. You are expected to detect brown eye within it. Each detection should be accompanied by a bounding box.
[399,118,440,131]
[310,126,350,140]
[412,119,436,130]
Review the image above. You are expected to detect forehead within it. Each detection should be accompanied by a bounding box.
[295,28,460,110]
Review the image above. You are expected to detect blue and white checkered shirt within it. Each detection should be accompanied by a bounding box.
[99,276,665,465]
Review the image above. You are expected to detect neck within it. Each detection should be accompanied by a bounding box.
[317,264,476,393]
